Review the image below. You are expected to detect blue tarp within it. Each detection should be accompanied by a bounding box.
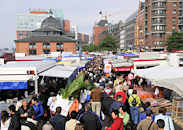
[0,81,27,90]
[120,54,136,56]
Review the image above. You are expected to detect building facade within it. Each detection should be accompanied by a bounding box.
[135,1,145,48]
[93,20,108,45]
[124,11,137,49]
[107,21,124,45]
[120,26,125,49]
[144,0,183,50]
[15,16,76,55]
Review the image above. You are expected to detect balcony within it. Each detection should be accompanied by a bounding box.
[151,30,165,33]
[151,21,166,25]
[179,6,183,9]
[151,13,166,18]
[152,0,166,2]
[151,5,166,9]
[178,21,183,25]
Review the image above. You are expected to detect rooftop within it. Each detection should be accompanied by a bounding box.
[15,35,76,42]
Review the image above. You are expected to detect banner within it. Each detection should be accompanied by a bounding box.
[104,64,112,73]
[0,81,27,90]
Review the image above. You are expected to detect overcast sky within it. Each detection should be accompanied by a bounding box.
[0,0,139,48]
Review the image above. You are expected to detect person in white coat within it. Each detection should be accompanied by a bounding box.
[154,107,175,130]
[1,111,11,130]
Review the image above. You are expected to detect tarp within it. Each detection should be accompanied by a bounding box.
[39,65,77,79]
[0,81,27,90]
[134,65,183,97]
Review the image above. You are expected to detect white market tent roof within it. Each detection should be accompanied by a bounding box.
[38,65,77,78]
[134,65,183,97]
[1,61,56,74]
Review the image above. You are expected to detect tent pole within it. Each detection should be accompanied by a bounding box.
[35,75,38,94]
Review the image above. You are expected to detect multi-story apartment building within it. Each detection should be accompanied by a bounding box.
[120,26,125,49]
[135,1,145,48]
[144,0,183,50]
[107,21,124,45]
[124,11,137,49]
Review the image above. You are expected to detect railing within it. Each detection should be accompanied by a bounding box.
[151,13,166,17]
[151,21,166,24]
[152,5,166,9]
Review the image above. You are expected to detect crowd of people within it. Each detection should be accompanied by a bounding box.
[0,56,175,130]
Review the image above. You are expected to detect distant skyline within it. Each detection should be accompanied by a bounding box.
[0,0,139,48]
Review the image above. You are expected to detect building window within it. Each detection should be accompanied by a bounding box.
[152,25,165,31]
[43,42,50,49]
[19,32,23,36]
[29,42,36,49]
[56,49,63,53]
[43,49,50,54]
[29,50,37,55]
[173,2,177,7]
[56,42,64,49]
[18,32,23,39]
[172,10,177,14]
[172,18,176,22]
[153,41,163,46]
[172,25,176,30]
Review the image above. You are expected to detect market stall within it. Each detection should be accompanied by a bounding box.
[111,59,134,73]
[134,65,183,97]
[134,65,183,127]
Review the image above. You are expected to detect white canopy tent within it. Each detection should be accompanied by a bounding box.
[134,65,183,97]
[38,65,77,78]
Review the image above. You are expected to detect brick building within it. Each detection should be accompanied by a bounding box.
[93,20,108,45]
[144,0,183,50]
[15,16,76,55]
[135,1,145,48]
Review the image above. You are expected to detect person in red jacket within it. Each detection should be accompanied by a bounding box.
[105,110,123,130]
[114,91,127,104]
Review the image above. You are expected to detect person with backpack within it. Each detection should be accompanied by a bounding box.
[128,90,141,125]
[137,110,158,130]
[31,97,44,121]
[21,109,38,130]
[138,102,155,123]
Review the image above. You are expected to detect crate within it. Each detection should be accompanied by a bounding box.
[171,97,183,127]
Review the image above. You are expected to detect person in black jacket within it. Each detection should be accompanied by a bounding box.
[18,99,29,124]
[101,93,115,116]
[78,102,102,130]
[49,106,66,130]
[8,104,21,130]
